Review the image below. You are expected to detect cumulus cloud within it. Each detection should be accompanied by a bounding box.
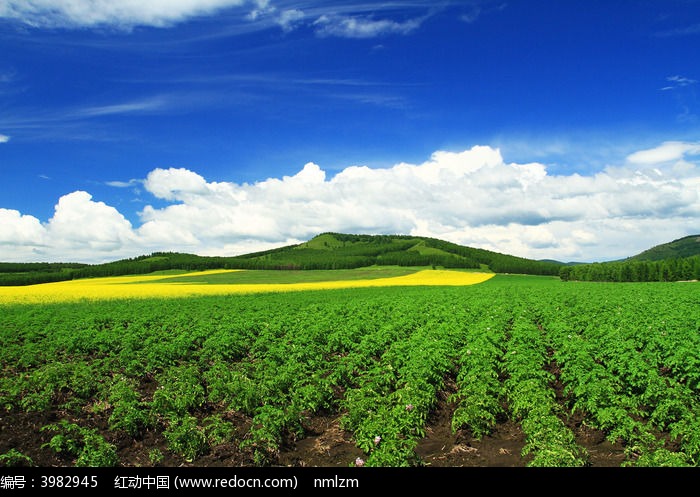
[46,191,137,250]
[1,143,700,263]
[0,0,248,29]
[0,209,45,246]
[143,167,210,201]
[0,134,9,143]
[0,192,141,262]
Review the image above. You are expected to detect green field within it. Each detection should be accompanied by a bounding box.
[1,273,699,468]
[136,266,427,285]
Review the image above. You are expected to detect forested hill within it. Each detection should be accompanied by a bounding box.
[559,234,700,282]
[626,235,700,261]
[235,233,564,275]
[0,232,564,286]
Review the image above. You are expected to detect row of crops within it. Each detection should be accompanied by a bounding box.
[1,275,699,467]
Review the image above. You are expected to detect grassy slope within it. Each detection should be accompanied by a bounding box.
[140,266,424,285]
[626,235,700,261]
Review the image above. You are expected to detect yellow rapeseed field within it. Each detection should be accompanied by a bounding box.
[0,269,495,304]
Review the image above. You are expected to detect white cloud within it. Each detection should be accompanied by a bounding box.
[667,75,698,87]
[0,134,9,143]
[246,0,274,21]
[76,98,168,117]
[45,191,138,252]
[313,14,423,38]
[626,141,700,165]
[2,142,700,263]
[143,167,211,201]
[460,6,481,24]
[660,75,698,91]
[0,209,45,246]
[106,179,139,188]
[0,1,457,41]
[276,9,304,32]
[0,0,249,29]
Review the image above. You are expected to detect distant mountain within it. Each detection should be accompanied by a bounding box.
[626,235,700,261]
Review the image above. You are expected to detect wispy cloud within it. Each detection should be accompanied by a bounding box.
[247,0,274,21]
[459,1,506,24]
[0,134,10,143]
[0,94,177,142]
[676,106,699,124]
[75,97,169,118]
[0,1,473,41]
[275,9,305,32]
[329,91,409,109]
[459,3,484,24]
[655,23,700,38]
[0,0,250,29]
[106,179,141,188]
[126,72,420,111]
[660,75,698,91]
[659,75,698,123]
[313,14,424,38]
[153,72,416,89]
[0,71,16,83]
[626,141,700,165]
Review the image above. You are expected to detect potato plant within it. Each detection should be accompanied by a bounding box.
[1,275,699,467]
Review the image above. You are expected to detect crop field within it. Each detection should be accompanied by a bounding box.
[1,270,699,468]
[0,267,493,304]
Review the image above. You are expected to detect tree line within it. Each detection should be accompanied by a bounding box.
[559,256,700,282]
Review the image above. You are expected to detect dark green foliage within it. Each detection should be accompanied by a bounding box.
[560,234,700,282]
[107,376,149,437]
[3,276,700,467]
[0,262,88,273]
[0,449,34,467]
[162,415,208,462]
[41,421,118,467]
[560,255,700,282]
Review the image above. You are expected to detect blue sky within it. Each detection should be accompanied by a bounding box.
[1,0,699,263]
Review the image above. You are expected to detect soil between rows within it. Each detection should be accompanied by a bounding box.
[0,384,627,468]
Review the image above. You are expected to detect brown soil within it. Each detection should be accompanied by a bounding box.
[0,388,627,468]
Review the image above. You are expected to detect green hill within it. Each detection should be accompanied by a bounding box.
[560,233,700,282]
[0,232,564,285]
[6,232,700,286]
[626,235,700,261]
[233,232,564,275]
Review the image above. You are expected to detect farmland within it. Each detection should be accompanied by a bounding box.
[1,270,699,468]
[0,267,493,304]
